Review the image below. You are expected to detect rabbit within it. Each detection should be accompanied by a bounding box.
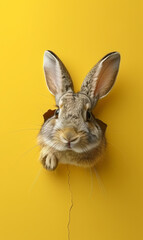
[38,50,120,170]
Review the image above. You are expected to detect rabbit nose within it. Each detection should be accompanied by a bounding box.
[60,128,79,144]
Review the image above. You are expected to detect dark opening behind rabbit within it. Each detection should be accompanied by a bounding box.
[38,51,120,170]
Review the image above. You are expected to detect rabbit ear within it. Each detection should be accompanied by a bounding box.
[80,52,120,107]
[43,51,74,103]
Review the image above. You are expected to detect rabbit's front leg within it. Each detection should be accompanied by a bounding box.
[39,146,58,170]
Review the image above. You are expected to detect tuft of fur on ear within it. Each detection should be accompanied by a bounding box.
[43,51,74,104]
[80,52,120,107]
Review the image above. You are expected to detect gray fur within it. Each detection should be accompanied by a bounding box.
[38,51,120,170]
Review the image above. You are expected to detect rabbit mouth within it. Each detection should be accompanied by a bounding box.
[65,142,79,150]
[67,142,71,149]
[60,133,80,148]
[59,139,81,151]
[63,141,77,150]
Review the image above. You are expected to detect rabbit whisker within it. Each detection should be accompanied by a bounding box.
[20,144,39,158]
[93,167,106,195]
[29,166,43,193]
[11,128,40,133]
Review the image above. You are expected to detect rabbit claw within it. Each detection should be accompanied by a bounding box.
[41,153,58,170]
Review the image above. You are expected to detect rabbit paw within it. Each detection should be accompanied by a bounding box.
[42,154,58,170]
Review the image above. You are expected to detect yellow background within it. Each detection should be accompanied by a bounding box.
[0,0,143,239]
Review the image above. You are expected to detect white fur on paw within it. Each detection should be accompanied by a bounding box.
[45,154,57,170]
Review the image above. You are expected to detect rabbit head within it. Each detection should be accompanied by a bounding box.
[38,51,120,154]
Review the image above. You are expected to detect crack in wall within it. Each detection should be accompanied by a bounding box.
[67,166,73,240]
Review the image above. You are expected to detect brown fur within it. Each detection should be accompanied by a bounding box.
[39,137,106,169]
[39,51,120,170]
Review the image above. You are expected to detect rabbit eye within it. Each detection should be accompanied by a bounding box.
[55,109,59,118]
[86,111,91,121]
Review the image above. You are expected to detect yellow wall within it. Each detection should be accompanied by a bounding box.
[0,0,143,239]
